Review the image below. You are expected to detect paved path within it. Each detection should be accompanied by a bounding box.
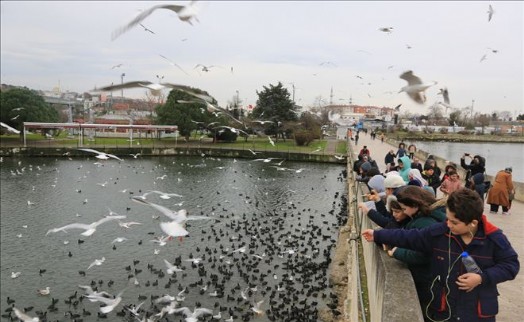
[351,131,524,322]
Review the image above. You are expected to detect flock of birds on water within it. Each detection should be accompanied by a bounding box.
[1,152,349,322]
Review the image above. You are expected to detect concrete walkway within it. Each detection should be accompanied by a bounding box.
[351,131,524,322]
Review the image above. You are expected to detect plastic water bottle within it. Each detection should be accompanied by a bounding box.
[461,251,482,273]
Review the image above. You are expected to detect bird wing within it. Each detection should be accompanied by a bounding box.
[442,89,450,104]
[111,4,183,40]
[96,81,153,92]
[105,153,123,161]
[132,197,179,220]
[47,223,92,235]
[163,259,176,270]
[78,148,104,155]
[93,215,127,228]
[399,71,422,85]
[172,307,191,317]
[193,308,213,317]
[13,308,37,322]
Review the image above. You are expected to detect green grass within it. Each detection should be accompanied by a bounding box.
[1,133,346,155]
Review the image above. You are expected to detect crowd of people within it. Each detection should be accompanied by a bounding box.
[353,138,519,322]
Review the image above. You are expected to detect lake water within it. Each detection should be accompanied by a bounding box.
[0,156,347,321]
[404,141,524,183]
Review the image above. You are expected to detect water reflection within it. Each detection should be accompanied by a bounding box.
[1,156,347,321]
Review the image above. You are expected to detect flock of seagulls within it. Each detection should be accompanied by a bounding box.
[2,155,348,322]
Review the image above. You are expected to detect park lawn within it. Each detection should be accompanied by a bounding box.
[1,133,343,154]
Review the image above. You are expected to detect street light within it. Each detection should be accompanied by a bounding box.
[156,75,164,83]
[121,73,126,101]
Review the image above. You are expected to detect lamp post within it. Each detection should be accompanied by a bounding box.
[120,73,125,101]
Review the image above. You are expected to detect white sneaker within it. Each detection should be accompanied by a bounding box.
[489,211,497,214]
[502,212,510,216]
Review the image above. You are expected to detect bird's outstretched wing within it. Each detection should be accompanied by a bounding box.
[112,4,184,40]
[96,81,154,92]
[131,197,180,220]
[399,71,422,85]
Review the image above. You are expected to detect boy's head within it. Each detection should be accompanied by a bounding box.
[446,188,483,225]
[424,164,434,174]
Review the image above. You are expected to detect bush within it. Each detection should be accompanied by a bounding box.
[439,128,449,134]
[294,130,315,146]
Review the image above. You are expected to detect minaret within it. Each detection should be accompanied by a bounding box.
[330,87,334,105]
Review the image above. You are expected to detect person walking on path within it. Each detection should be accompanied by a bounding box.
[487,167,515,215]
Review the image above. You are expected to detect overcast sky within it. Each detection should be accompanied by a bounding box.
[1,1,522,116]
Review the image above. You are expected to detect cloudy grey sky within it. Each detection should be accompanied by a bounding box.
[1,1,522,116]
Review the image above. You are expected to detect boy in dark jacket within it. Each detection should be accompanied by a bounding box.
[362,188,519,322]
[422,164,441,195]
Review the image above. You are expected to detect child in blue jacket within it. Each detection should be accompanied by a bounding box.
[362,188,519,322]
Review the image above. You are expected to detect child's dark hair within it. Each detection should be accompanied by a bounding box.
[396,186,437,216]
[446,188,483,224]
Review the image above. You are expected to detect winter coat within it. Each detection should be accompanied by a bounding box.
[396,147,407,158]
[397,155,412,183]
[486,170,514,207]
[384,151,396,166]
[374,215,519,322]
[461,155,486,181]
[422,170,441,193]
[470,173,486,201]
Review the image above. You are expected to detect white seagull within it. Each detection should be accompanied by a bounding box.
[87,257,106,270]
[487,4,494,22]
[437,88,450,104]
[172,307,213,322]
[46,215,126,237]
[86,288,125,314]
[251,300,264,315]
[398,70,437,104]
[13,308,39,322]
[163,259,184,275]
[112,1,202,40]
[78,148,123,161]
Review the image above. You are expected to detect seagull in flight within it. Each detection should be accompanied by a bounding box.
[132,198,216,237]
[378,27,393,33]
[268,136,275,146]
[46,215,126,237]
[13,307,39,322]
[78,148,123,161]
[398,70,437,104]
[487,4,494,22]
[159,54,190,76]
[437,88,450,104]
[87,257,105,270]
[164,259,184,275]
[111,1,202,40]
[172,307,213,322]
[111,63,123,69]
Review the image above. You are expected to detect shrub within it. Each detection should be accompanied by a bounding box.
[294,130,315,146]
